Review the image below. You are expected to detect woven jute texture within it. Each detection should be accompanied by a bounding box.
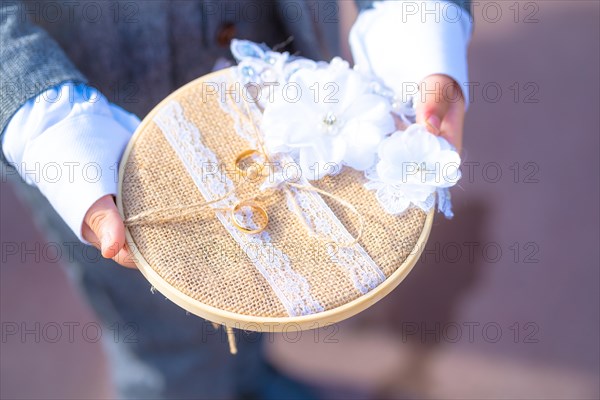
[120,69,429,320]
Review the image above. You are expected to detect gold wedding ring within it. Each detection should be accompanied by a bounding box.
[231,200,269,235]
[234,149,270,177]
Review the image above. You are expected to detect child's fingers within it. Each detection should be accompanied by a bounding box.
[415,74,451,134]
[112,243,137,269]
[415,74,465,151]
[83,195,127,261]
[82,221,137,268]
[440,100,465,153]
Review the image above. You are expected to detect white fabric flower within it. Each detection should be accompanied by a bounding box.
[261,58,395,180]
[365,124,461,215]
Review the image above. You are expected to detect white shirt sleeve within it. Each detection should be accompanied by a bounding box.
[349,0,473,107]
[1,82,140,242]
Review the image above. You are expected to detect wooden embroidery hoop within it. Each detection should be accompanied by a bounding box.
[116,70,435,339]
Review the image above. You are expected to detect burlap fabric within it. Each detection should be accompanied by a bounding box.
[118,69,432,329]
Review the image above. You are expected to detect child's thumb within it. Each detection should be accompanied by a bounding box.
[83,195,126,259]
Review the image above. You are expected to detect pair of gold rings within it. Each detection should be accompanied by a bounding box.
[230,149,270,234]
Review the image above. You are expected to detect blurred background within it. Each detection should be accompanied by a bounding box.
[1,1,599,399]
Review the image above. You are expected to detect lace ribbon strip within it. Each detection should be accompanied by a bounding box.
[153,101,324,317]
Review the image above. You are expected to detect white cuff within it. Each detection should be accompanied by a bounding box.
[2,83,138,242]
[20,114,132,241]
[350,0,472,107]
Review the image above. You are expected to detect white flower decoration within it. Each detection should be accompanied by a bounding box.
[365,124,461,216]
[260,58,395,180]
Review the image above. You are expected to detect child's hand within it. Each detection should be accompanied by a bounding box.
[415,74,465,152]
[83,195,137,268]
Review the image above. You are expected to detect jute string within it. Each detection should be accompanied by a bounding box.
[124,188,234,226]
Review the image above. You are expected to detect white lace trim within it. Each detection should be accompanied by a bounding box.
[285,183,386,294]
[153,101,324,317]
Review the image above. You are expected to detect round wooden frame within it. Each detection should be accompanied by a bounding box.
[117,73,435,333]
